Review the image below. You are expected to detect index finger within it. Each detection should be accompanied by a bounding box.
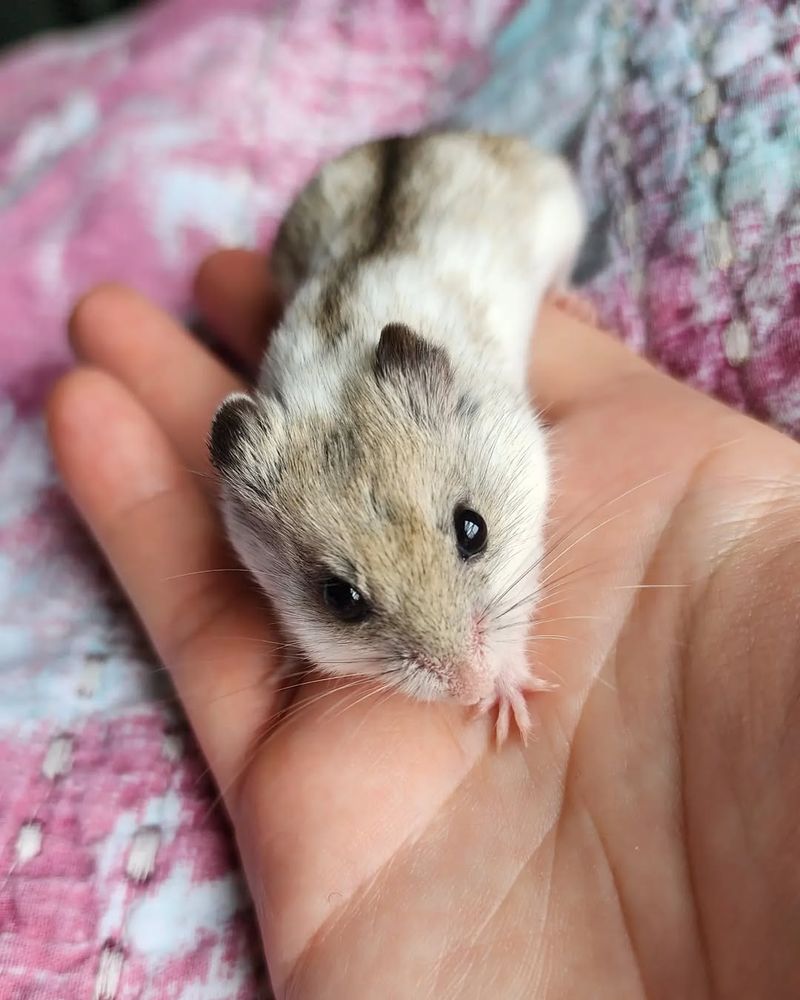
[47,367,281,796]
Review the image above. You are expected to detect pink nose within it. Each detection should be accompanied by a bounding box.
[448,666,494,705]
[414,652,494,704]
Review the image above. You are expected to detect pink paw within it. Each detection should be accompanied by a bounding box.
[495,688,531,747]
[471,676,557,748]
[549,289,597,327]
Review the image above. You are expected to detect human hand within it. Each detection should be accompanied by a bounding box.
[48,250,800,998]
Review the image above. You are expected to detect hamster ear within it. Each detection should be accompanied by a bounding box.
[208,392,284,478]
[374,323,452,386]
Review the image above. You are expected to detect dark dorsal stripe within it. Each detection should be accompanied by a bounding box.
[317,136,408,343]
[364,136,405,258]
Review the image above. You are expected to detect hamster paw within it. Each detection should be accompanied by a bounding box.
[549,288,597,327]
[472,676,557,748]
[495,689,531,747]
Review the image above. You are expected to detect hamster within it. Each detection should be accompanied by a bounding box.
[209,130,586,745]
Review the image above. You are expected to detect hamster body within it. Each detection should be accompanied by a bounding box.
[210,130,586,743]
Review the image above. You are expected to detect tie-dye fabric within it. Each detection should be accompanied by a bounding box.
[1,1,799,995]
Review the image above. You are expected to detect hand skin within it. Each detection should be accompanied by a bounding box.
[48,249,800,999]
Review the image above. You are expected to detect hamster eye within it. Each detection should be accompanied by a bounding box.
[454,507,487,560]
[322,576,371,623]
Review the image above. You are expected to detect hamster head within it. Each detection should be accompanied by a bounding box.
[210,323,550,706]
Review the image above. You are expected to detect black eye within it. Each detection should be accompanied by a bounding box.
[322,576,371,623]
[454,507,487,559]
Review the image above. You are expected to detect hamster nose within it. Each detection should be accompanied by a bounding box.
[413,654,493,704]
[448,664,494,706]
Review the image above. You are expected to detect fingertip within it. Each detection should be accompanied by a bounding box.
[67,282,142,359]
[193,247,281,366]
[46,368,79,430]
[46,366,113,461]
[192,249,259,302]
[46,367,121,519]
[46,365,185,528]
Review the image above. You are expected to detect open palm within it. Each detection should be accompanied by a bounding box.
[48,250,800,998]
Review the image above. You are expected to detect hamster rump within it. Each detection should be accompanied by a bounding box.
[210,323,550,707]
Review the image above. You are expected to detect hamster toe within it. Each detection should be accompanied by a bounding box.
[492,690,533,748]
[522,674,559,694]
[508,689,532,746]
[477,676,554,748]
[495,699,511,747]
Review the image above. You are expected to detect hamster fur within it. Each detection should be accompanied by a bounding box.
[209,130,586,744]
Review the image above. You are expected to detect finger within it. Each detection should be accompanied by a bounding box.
[193,248,281,369]
[47,367,280,791]
[69,283,242,485]
[531,299,654,419]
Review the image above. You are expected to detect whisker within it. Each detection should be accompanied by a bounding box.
[217,679,373,774]
[482,471,669,620]
[593,674,618,693]
[162,567,252,581]
[139,669,365,716]
[491,549,611,630]
[539,614,605,623]
[194,681,361,824]
[320,684,385,726]
[349,682,406,740]
[536,509,630,584]
[492,558,609,626]
[184,466,217,485]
